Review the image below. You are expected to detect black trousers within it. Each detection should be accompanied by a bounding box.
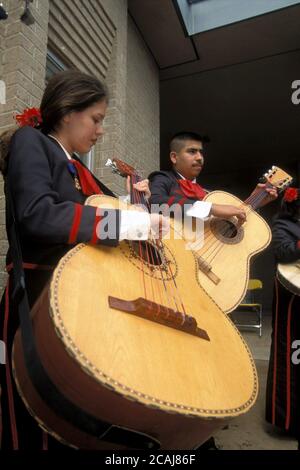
[266,278,300,438]
[0,269,69,450]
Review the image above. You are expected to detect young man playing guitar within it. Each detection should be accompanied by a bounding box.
[149,132,277,450]
[148,131,277,221]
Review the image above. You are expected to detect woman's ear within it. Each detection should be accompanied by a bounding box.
[62,112,72,125]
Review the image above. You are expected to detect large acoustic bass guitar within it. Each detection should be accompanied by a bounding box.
[13,159,258,449]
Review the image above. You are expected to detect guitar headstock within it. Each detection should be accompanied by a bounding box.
[263,166,293,192]
[105,158,136,178]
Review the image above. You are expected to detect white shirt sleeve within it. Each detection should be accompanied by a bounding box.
[119,210,150,240]
[186,200,212,219]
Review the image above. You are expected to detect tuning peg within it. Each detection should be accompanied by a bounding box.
[105,159,113,167]
[259,176,267,183]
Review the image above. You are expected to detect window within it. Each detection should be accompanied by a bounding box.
[177,0,300,35]
[46,50,66,82]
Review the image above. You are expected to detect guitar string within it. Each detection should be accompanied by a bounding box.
[128,175,148,301]
[195,180,287,266]
[131,175,165,311]
[113,162,194,324]
[140,187,189,323]
[201,175,289,253]
[131,174,179,317]
[130,176,151,300]
[132,173,188,321]
[193,180,277,255]
[197,187,268,257]
[140,177,186,318]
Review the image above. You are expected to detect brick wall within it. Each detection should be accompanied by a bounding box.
[93,0,129,195]
[0,0,160,295]
[94,3,160,194]
[125,17,160,179]
[0,0,50,293]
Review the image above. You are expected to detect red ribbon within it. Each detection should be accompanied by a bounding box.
[283,187,298,203]
[71,159,103,196]
[15,107,42,128]
[178,179,206,200]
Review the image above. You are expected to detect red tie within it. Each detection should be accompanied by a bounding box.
[70,159,103,196]
[178,179,207,200]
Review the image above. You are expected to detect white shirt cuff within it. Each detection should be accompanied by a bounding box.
[186,200,212,219]
[119,210,150,240]
[120,194,130,203]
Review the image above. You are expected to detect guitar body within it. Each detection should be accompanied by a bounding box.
[13,195,258,449]
[180,191,271,313]
[277,261,300,295]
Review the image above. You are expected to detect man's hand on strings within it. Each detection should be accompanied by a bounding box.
[210,203,247,225]
[249,183,278,208]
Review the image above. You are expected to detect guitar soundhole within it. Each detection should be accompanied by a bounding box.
[219,220,237,238]
[210,218,244,244]
[130,241,163,266]
[121,241,177,280]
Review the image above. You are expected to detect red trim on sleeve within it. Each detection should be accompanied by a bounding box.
[297,240,300,249]
[68,203,83,244]
[90,213,103,244]
[167,196,175,206]
[178,197,188,207]
[6,262,54,273]
[271,278,279,425]
[285,295,295,430]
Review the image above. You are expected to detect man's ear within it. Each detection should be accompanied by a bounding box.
[170,151,177,166]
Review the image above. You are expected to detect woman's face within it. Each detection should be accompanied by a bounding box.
[61,99,107,154]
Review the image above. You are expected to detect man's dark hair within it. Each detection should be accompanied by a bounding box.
[170,131,210,152]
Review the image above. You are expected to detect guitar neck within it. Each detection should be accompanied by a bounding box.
[244,182,273,210]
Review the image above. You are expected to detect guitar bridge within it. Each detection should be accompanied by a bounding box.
[108,296,209,341]
[197,256,220,285]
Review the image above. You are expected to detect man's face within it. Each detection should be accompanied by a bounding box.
[170,139,204,180]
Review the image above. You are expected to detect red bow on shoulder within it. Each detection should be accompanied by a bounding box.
[178,179,207,200]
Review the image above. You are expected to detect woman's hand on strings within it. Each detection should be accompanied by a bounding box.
[126,176,151,199]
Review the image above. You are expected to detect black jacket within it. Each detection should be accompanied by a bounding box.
[272,215,300,263]
[5,126,120,268]
[148,169,207,214]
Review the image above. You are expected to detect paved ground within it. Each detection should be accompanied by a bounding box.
[214,313,298,450]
